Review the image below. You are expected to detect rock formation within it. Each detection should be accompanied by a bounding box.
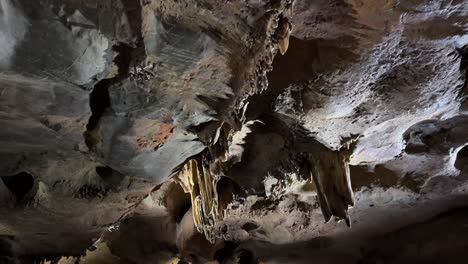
[1,0,468,263]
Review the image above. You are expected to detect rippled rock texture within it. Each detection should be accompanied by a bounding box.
[1,0,468,263]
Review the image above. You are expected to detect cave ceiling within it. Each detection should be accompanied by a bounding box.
[1,0,468,263]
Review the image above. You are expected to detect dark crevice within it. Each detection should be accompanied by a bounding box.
[84,44,135,149]
[236,248,256,264]
[216,176,244,206]
[95,166,113,179]
[86,78,111,131]
[458,43,468,111]
[1,172,35,202]
[455,145,468,170]
[457,44,468,71]
[0,235,15,258]
[96,166,125,188]
[241,222,259,232]
[214,241,239,263]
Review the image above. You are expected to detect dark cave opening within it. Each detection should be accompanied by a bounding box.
[95,166,113,179]
[86,78,111,131]
[96,166,126,189]
[84,44,134,148]
[86,44,134,133]
[1,172,35,202]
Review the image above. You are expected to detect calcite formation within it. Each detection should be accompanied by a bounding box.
[1,0,468,263]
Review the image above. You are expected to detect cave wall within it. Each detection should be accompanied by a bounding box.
[0,0,468,263]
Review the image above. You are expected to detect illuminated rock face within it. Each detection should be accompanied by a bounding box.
[1,0,468,263]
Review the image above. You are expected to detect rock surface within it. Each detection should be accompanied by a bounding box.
[1,0,468,263]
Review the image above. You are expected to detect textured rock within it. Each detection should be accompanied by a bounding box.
[1,0,468,263]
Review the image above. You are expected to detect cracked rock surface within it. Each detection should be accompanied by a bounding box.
[1,0,468,263]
